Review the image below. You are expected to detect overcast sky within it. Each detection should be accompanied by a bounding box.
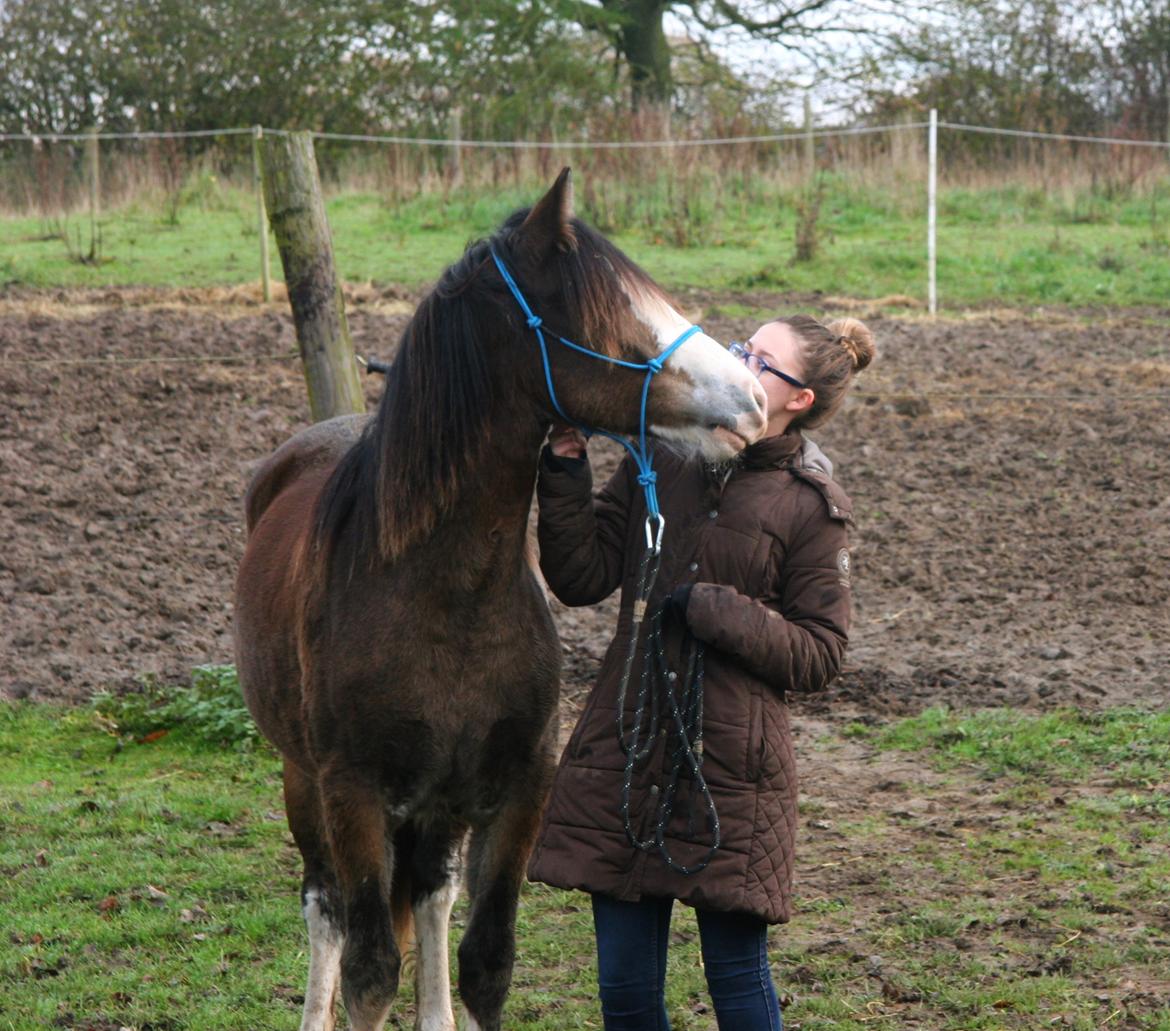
[664,2,910,121]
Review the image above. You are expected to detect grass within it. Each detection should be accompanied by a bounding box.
[857,706,1170,783]
[3,173,1170,307]
[3,696,1170,1030]
[0,702,296,1031]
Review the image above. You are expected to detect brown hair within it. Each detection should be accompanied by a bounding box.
[775,314,875,429]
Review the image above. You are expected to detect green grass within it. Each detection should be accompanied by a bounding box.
[0,700,706,1030]
[0,702,296,1030]
[798,717,1170,1030]
[858,706,1170,783]
[3,174,1170,307]
[4,698,1170,1029]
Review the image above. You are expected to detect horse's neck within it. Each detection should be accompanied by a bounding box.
[414,410,546,591]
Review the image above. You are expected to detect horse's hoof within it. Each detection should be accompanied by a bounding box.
[341,950,399,1031]
[342,990,393,1031]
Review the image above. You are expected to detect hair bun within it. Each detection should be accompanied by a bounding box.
[826,317,875,372]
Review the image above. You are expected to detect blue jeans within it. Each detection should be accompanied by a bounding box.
[591,892,783,1031]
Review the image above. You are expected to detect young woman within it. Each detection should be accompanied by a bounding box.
[527,315,875,1031]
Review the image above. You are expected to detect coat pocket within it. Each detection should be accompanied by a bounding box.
[745,690,765,782]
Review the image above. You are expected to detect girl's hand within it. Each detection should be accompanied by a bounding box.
[549,423,588,459]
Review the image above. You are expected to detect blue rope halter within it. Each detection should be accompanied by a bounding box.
[490,247,701,553]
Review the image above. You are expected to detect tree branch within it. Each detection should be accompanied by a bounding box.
[684,0,838,36]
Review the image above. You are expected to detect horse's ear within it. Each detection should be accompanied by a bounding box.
[520,167,576,254]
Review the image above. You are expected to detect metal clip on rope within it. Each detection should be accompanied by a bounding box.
[644,513,665,554]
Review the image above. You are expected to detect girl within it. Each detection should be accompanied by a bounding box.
[527,315,875,1030]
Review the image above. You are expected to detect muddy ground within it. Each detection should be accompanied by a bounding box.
[1,288,1167,715]
[3,288,1169,1027]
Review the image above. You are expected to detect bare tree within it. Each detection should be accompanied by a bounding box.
[1095,0,1170,139]
[585,0,892,108]
[846,0,1170,149]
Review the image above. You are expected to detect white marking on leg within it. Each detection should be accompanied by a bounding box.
[463,1016,483,1031]
[301,887,343,1031]
[414,877,459,1031]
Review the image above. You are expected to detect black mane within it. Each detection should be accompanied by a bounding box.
[310,209,671,564]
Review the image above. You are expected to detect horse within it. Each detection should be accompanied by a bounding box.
[232,169,768,1031]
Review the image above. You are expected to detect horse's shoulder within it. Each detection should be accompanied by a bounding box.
[244,414,370,532]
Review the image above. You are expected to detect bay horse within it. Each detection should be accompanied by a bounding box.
[233,169,767,1031]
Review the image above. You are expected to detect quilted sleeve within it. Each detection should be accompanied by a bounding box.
[684,502,851,695]
[536,446,637,606]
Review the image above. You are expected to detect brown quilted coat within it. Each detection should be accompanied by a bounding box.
[527,431,853,923]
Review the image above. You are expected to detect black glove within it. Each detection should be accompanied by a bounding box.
[540,444,588,476]
[665,583,694,623]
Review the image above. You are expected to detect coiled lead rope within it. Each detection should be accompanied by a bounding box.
[615,547,720,875]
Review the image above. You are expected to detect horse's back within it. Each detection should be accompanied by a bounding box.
[244,414,369,532]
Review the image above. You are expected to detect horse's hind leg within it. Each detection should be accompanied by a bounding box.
[283,762,343,1031]
[319,766,401,1031]
[399,821,466,1031]
[457,800,543,1031]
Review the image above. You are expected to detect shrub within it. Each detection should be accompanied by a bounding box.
[93,664,260,751]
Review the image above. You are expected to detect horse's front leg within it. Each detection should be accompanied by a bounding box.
[319,766,402,1031]
[403,822,466,1031]
[456,782,550,1031]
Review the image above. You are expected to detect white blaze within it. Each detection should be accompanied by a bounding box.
[625,281,767,457]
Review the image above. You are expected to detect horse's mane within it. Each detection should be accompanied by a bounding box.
[310,210,671,566]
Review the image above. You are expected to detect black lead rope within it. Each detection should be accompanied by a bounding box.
[615,546,721,875]
[359,355,391,376]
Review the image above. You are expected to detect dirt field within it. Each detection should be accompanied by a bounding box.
[2,287,1167,715]
[3,288,1169,1028]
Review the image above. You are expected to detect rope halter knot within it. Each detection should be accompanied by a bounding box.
[490,246,701,555]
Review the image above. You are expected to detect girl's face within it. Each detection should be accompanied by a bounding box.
[744,322,815,436]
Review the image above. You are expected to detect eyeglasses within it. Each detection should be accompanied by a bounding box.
[728,341,807,389]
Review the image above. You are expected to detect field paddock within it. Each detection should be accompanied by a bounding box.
[2,287,1167,711]
[1,289,1169,1030]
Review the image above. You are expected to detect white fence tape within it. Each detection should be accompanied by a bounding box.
[3,119,1166,149]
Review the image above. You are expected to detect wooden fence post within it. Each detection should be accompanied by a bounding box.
[252,126,271,302]
[261,130,365,422]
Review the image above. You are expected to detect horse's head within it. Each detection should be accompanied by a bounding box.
[495,169,767,461]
